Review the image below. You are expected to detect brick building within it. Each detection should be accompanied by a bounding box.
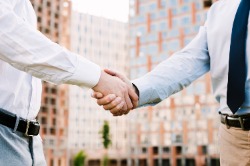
[30,0,71,165]
[127,0,220,166]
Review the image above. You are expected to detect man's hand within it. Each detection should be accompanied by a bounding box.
[92,69,139,116]
[92,70,138,115]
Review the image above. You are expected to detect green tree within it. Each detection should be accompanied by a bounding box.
[73,150,87,166]
[100,120,112,149]
[100,120,112,166]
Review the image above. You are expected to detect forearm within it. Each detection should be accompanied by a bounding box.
[133,51,210,107]
[0,2,100,88]
[133,25,210,107]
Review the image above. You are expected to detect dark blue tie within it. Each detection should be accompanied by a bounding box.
[227,0,250,114]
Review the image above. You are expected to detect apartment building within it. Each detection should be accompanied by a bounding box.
[30,0,71,165]
[69,12,130,165]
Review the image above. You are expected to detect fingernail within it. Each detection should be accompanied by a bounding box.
[109,94,116,100]
[117,97,122,102]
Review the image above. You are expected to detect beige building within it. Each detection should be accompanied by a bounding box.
[30,0,71,165]
[69,12,130,165]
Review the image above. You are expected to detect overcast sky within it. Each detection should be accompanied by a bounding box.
[71,0,129,22]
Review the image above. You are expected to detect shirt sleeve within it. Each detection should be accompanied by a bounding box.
[132,24,210,107]
[0,1,101,88]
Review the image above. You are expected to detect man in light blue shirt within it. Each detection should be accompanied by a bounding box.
[93,0,250,165]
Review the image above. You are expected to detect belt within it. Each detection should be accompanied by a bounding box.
[0,109,40,136]
[221,113,250,130]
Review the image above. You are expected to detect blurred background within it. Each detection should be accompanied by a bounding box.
[29,0,220,165]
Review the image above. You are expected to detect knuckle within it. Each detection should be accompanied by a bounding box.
[103,105,108,110]
[124,111,129,115]
[116,104,121,110]
[121,85,127,92]
[121,88,126,93]
[105,98,110,103]
[111,109,118,114]
[97,101,102,106]
[111,101,117,106]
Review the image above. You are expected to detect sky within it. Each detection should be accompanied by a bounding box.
[71,0,129,22]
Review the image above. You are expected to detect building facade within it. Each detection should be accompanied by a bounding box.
[30,0,71,165]
[128,0,219,166]
[69,12,130,165]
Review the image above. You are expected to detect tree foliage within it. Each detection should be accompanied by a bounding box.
[73,150,87,166]
[102,154,109,166]
[100,120,112,149]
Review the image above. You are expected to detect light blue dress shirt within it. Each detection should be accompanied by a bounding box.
[133,0,250,115]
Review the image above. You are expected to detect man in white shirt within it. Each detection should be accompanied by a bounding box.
[0,0,138,165]
[93,0,250,165]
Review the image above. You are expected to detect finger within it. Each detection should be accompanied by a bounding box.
[97,94,116,106]
[103,97,122,110]
[121,96,128,111]
[124,89,133,110]
[91,91,104,99]
[113,112,123,117]
[123,107,131,115]
[113,110,124,116]
[128,86,139,109]
[110,101,125,115]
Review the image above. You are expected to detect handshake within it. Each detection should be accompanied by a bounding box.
[92,69,139,116]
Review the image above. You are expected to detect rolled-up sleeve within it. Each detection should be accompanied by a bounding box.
[133,25,210,107]
[0,1,101,88]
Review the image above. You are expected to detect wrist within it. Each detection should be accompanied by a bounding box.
[92,70,105,91]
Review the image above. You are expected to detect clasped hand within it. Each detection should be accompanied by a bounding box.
[92,69,138,116]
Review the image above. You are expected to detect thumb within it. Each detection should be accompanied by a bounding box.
[104,69,126,81]
[104,68,117,76]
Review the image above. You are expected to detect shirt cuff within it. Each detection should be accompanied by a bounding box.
[132,78,154,107]
[67,55,101,88]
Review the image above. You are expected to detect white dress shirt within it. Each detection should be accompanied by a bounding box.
[0,0,101,119]
[133,0,250,115]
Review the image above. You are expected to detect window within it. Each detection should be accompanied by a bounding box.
[38,6,42,12]
[41,106,47,113]
[41,117,47,124]
[37,17,41,22]
[51,88,57,94]
[55,13,59,19]
[163,147,170,153]
[142,147,147,153]
[51,98,56,105]
[176,146,182,155]
[45,28,50,34]
[153,146,158,155]
[50,128,55,135]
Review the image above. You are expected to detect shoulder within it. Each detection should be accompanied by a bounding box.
[206,0,229,19]
[208,0,226,13]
